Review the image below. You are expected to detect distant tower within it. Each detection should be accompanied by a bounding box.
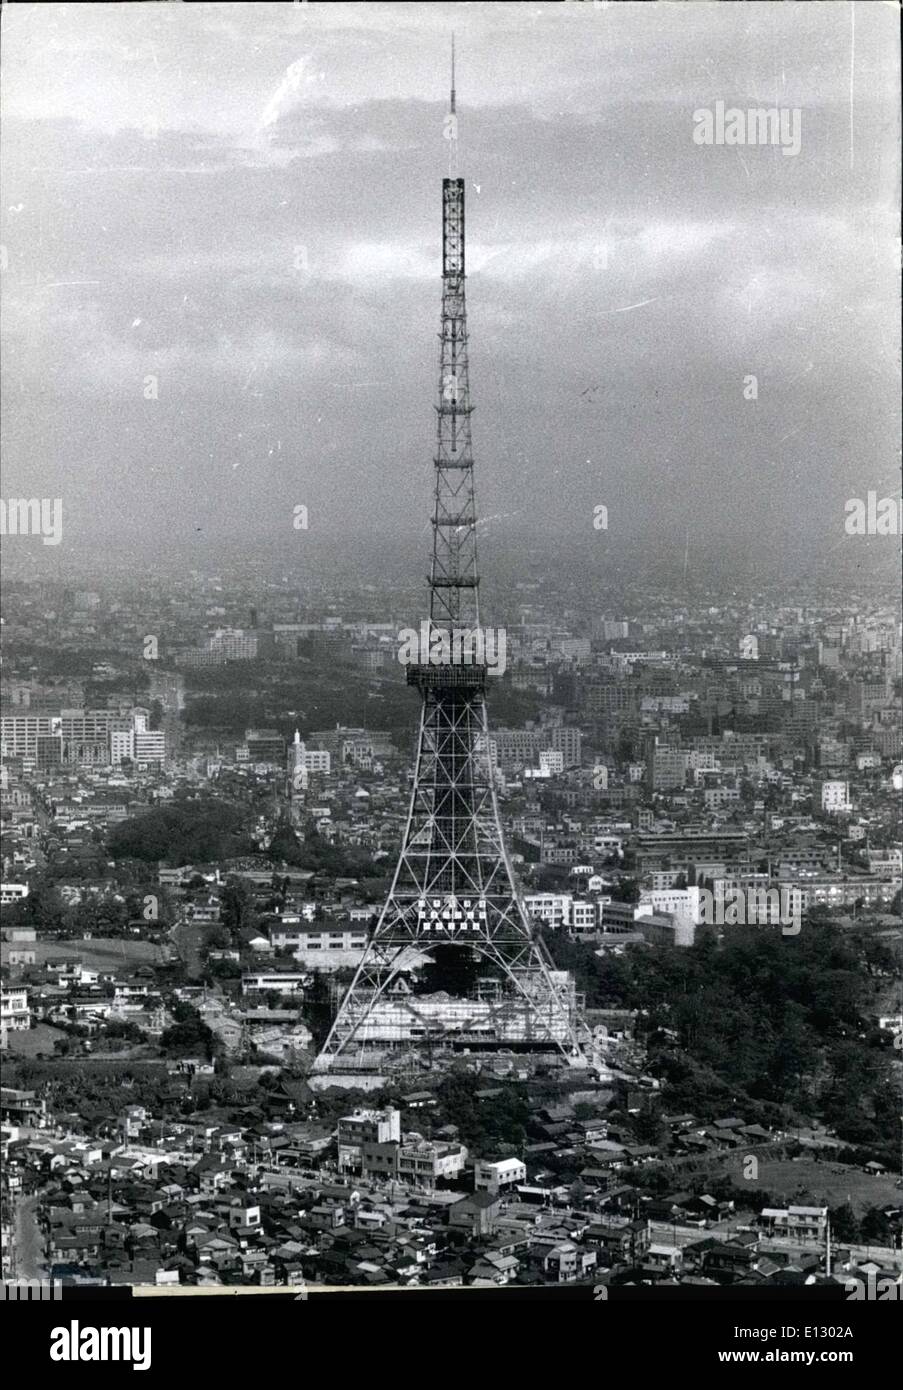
[314,50,590,1074]
[288,728,307,826]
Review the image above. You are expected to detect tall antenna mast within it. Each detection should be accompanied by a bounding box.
[448,33,458,179]
[431,37,475,632]
[450,32,456,116]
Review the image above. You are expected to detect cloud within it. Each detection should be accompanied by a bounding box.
[0,1,897,562]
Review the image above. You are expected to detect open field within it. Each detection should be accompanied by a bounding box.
[1,937,166,970]
[171,920,207,979]
[3,1023,66,1057]
[729,1157,901,1212]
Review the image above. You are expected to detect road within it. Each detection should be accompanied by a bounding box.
[13,1194,46,1281]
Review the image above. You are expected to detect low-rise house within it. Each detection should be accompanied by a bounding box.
[759,1206,828,1244]
[538,1241,597,1283]
[447,1192,500,1239]
[468,1252,519,1286]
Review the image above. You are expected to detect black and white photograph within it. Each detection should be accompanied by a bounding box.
[0,0,900,1358]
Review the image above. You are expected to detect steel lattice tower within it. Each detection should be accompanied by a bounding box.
[313,51,590,1074]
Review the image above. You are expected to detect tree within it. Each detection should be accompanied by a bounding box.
[860,1207,894,1246]
[268,819,304,866]
[160,1005,215,1060]
[108,799,252,865]
[632,1097,668,1148]
[609,877,638,903]
[830,1202,859,1243]
[304,970,334,1049]
[220,877,256,938]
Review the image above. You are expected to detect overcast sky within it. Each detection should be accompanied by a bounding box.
[1,1,899,579]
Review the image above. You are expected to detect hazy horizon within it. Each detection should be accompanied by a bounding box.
[1,1,900,573]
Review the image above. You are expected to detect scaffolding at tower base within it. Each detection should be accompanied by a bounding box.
[317,973,581,1058]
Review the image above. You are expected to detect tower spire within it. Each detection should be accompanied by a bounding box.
[448,33,458,180]
[432,47,474,632]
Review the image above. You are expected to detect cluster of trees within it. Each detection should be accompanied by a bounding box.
[545,924,901,1160]
[268,818,390,887]
[0,876,168,937]
[4,1060,172,1130]
[159,1003,216,1061]
[431,1070,530,1157]
[108,797,252,865]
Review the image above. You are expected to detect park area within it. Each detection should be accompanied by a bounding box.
[1,936,166,971]
[738,1156,900,1212]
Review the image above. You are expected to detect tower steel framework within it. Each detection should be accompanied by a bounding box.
[313,57,590,1074]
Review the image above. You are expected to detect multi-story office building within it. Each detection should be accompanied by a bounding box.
[242,729,285,763]
[134,730,166,766]
[268,919,368,960]
[549,725,582,767]
[181,629,275,666]
[704,786,741,809]
[493,728,543,770]
[635,830,749,874]
[640,887,702,925]
[647,744,687,792]
[337,1108,402,1171]
[1,713,60,759]
[523,894,570,928]
[110,729,135,765]
[397,1139,468,1185]
[818,779,851,814]
[1,986,31,1040]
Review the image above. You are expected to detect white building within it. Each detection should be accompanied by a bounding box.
[287,731,331,777]
[474,1157,527,1193]
[242,972,307,996]
[1,986,31,1040]
[110,729,135,765]
[523,894,570,928]
[819,779,851,814]
[568,900,600,938]
[134,730,166,765]
[269,919,368,965]
[0,883,29,906]
[639,887,703,926]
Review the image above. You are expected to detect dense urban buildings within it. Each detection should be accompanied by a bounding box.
[2,557,900,1291]
[0,0,899,1315]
